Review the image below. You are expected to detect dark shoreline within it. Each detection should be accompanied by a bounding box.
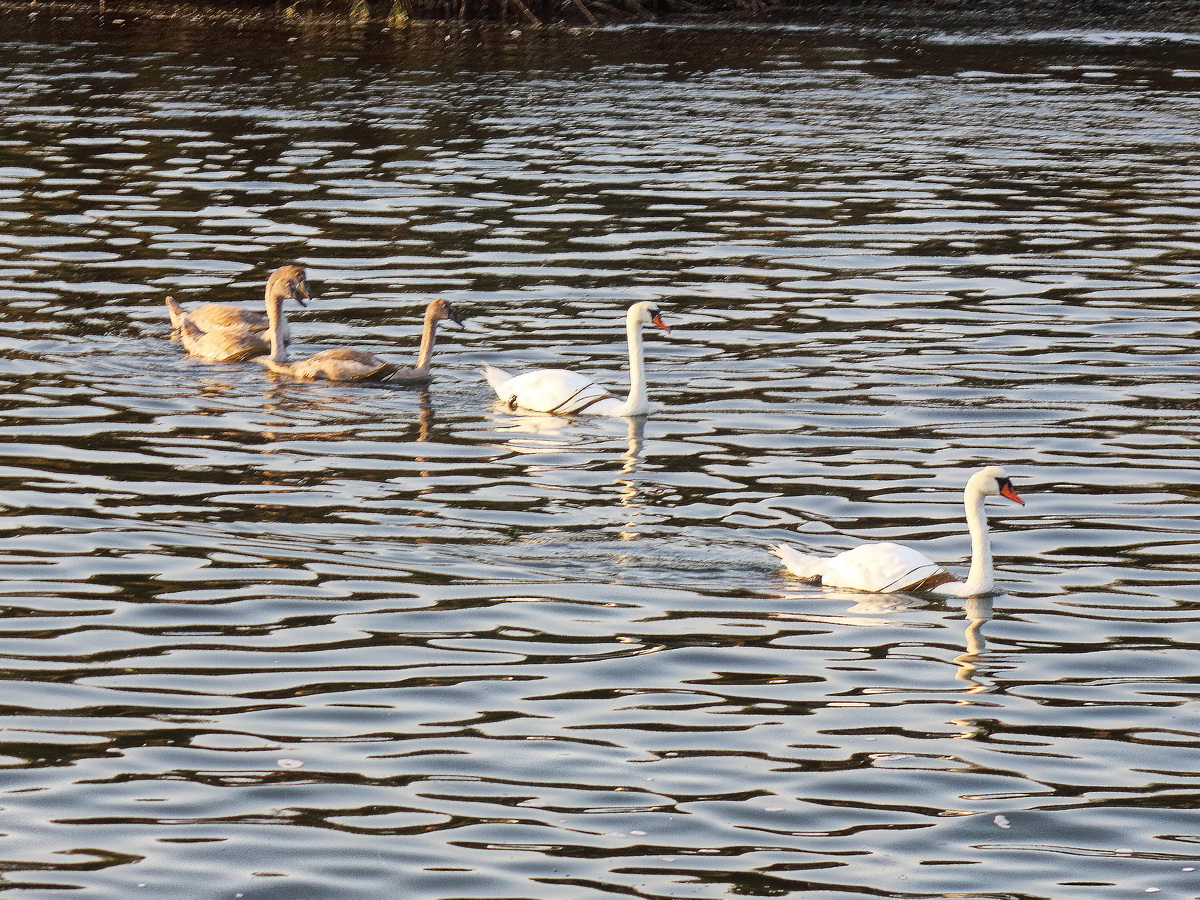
[6,0,1200,31]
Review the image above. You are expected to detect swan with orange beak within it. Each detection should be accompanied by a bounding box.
[483,301,671,417]
[771,466,1024,597]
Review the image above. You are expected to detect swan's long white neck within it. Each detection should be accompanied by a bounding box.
[616,310,649,416]
[961,483,994,596]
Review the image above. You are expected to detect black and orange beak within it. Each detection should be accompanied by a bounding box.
[998,479,1024,506]
[651,312,671,333]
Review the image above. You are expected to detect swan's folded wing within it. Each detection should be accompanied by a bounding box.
[178,319,269,362]
[498,369,613,414]
[295,348,395,381]
[190,303,270,334]
[822,542,946,594]
[383,365,432,385]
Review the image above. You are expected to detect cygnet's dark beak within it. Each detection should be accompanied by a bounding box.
[448,307,465,327]
[291,281,311,308]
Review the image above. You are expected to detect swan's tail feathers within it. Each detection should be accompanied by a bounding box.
[770,544,827,582]
[165,297,185,336]
[482,363,514,394]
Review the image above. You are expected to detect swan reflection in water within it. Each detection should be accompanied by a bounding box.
[954,594,996,695]
[485,412,660,548]
[485,407,577,441]
[194,377,240,399]
[255,385,435,469]
[772,588,1004,698]
[616,416,646,542]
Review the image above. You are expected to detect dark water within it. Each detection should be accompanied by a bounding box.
[0,14,1199,899]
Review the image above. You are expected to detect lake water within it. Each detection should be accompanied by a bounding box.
[0,13,1199,899]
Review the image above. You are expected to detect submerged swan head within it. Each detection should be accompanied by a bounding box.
[267,264,312,309]
[969,466,1024,506]
[628,301,671,333]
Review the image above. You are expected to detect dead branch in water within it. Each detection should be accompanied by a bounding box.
[506,0,542,23]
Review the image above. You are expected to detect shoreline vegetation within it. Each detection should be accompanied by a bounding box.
[8,0,1200,29]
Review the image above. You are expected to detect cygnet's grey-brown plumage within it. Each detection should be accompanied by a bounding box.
[257,296,463,383]
[169,265,309,362]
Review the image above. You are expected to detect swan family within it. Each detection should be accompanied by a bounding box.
[166,264,1025,599]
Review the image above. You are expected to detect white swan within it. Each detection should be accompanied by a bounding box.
[770,466,1024,597]
[482,301,670,417]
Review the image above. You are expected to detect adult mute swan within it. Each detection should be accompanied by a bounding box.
[170,265,310,362]
[166,265,300,348]
[256,297,463,383]
[771,466,1024,597]
[482,301,670,416]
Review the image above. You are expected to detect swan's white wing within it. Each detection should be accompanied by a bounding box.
[821,542,946,594]
[492,368,614,414]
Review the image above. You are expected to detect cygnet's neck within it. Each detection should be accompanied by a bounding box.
[265,292,290,363]
[414,306,442,374]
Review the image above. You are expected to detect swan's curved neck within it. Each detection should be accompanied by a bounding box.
[414,309,441,373]
[265,291,289,363]
[617,314,649,416]
[961,485,994,596]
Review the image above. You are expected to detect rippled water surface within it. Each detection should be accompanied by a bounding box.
[0,15,1199,898]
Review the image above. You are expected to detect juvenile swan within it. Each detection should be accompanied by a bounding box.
[170,265,310,362]
[482,301,670,416]
[770,466,1024,597]
[256,297,464,383]
[166,265,301,346]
